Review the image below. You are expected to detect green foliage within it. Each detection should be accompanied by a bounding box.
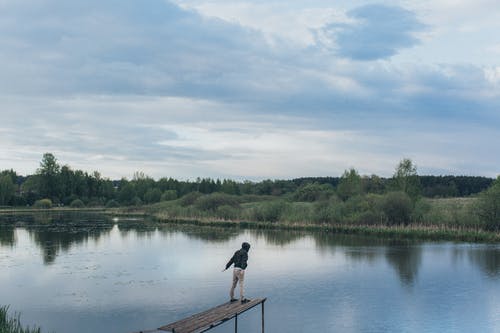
[194,193,240,211]
[106,199,120,208]
[161,190,177,201]
[215,205,240,220]
[411,199,431,223]
[0,175,15,205]
[382,191,413,225]
[291,183,334,202]
[131,196,143,206]
[392,158,421,200]
[33,198,52,209]
[144,188,162,204]
[180,191,203,206]
[312,199,342,224]
[118,182,136,205]
[248,200,289,222]
[475,176,500,230]
[70,199,85,208]
[337,168,362,201]
[37,153,61,200]
[0,306,43,333]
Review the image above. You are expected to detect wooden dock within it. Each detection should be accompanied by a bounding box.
[135,298,266,333]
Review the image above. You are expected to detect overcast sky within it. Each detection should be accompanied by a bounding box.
[1,0,499,180]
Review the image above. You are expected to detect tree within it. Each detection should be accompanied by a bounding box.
[0,175,15,205]
[475,176,500,231]
[382,191,413,225]
[337,168,362,201]
[37,153,61,200]
[118,180,136,205]
[393,158,421,200]
[144,188,162,204]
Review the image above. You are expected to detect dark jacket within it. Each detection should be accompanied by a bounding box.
[226,243,250,270]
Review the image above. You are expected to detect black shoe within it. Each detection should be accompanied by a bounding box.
[230,298,238,302]
[241,298,250,303]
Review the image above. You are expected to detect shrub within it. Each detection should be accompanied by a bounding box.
[144,188,162,204]
[194,193,240,211]
[33,198,52,209]
[313,200,342,224]
[106,199,120,208]
[475,176,500,230]
[161,190,178,201]
[180,191,203,206]
[249,200,289,222]
[131,196,143,206]
[291,183,335,202]
[87,198,104,207]
[216,205,240,220]
[411,199,431,224]
[382,191,413,225]
[70,199,85,208]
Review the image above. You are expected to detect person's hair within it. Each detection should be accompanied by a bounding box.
[242,242,250,251]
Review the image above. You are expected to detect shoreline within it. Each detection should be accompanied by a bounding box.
[151,215,500,243]
[1,207,499,243]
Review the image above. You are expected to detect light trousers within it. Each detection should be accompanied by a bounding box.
[230,268,245,299]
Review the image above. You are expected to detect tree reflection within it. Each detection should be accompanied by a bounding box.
[468,248,500,278]
[3,212,114,265]
[159,225,239,242]
[250,229,303,246]
[0,226,15,247]
[385,244,422,286]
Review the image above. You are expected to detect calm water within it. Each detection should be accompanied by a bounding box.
[1,212,499,333]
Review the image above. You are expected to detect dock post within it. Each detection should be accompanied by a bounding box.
[261,301,265,333]
[235,313,238,333]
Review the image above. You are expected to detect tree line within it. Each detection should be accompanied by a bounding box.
[0,153,495,208]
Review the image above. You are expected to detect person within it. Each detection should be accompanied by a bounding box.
[223,242,251,303]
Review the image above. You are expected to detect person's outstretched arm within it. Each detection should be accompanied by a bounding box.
[224,252,236,270]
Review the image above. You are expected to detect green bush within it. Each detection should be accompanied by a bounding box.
[249,200,289,222]
[70,199,85,208]
[313,200,342,224]
[33,198,52,209]
[161,190,178,201]
[106,199,120,208]
[131,196,143,206]
[179,191,203,206]
[475,176,500,230]
[194,193,240,211]
[215,205,240,220]
[291,183,335,202]
[144,188,162,204]
[382,191,413,225]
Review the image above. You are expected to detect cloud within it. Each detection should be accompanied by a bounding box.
[319,4,425,61]
[0,0,499,179]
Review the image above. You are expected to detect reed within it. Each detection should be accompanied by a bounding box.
[0,306,43,333]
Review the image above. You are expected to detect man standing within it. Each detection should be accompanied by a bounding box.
[224,242,251,303]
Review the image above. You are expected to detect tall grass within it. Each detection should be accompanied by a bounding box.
[0,306,43,333]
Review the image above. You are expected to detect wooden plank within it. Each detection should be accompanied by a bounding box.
[158,298,266,333]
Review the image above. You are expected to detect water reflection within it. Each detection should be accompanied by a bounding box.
[385,245,422,286]
[1,213,499,282]
[0,212,114,264]
[452,246,500,278]
[0,226,15,247]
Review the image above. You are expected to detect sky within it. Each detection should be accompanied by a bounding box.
[0,0,499,180]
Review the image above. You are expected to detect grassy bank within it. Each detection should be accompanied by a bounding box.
[136,194,500,242]
[0,306,43,333]
[0,207,106,214]
[152,215,500,243]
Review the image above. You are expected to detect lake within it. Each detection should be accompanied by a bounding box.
[1,212,499,333]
